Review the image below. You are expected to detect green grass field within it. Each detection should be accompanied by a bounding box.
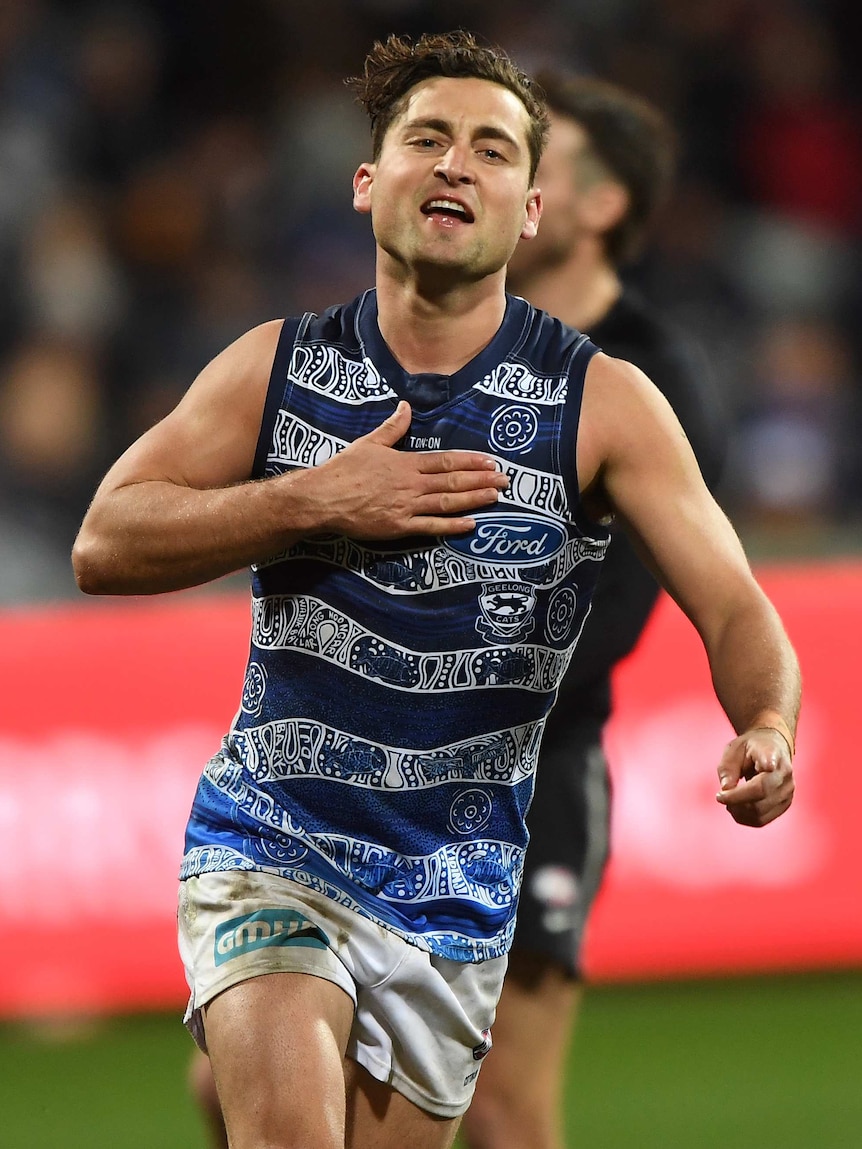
[1,970,859,1148]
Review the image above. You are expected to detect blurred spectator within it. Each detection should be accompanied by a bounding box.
[66,2,173,196]
[739,4,862,234]
[637,178,755,407]
[0,338,105,602]
[24,193,127,340]
[731,3,862,319]
[729,316,861,528]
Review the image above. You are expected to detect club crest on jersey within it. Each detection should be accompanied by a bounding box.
[446,513,565,565]
[476,581,537,643]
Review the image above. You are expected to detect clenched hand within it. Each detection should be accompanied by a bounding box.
[715,726,795,827]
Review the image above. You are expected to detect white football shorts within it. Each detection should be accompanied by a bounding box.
[178,869,506,1117]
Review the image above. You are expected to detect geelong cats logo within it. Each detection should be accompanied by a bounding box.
[477,581,537,643]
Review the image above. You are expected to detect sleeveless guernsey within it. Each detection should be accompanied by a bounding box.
[180,290,610,962]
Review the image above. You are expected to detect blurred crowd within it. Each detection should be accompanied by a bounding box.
[1,0,861,604]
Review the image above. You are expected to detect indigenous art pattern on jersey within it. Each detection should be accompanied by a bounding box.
[181,290,609,962]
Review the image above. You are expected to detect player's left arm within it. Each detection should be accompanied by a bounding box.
[578,353,801,827]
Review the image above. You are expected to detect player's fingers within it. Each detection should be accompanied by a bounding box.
[725,790,794,828]
[417,468,509,496]
[414,449,504,477]
[403,514,481,537]
[716,774,767,806]
[413,486,504,516]
[754,793,794,825]
[362,400,413,446]
[716,763,793,808]
[716,739,746,793]
[723,765,789,801]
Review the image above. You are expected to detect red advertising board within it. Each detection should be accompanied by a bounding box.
[0,564,859,1017]
[584,562,861,980]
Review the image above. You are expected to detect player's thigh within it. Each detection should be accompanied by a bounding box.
[187,1047,228,1149]
[461,958,580,1146]
[488,952,582,1086]
[203,970,355,1149]
[463,959,580,1149]
[345,1056,461,1149]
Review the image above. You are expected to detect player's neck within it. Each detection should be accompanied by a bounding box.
[374,264,508,376]
[512,245,621,333]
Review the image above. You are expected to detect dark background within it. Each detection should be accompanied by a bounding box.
[1,0,861,604]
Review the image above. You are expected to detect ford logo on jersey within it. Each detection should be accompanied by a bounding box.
[445,513,566,565]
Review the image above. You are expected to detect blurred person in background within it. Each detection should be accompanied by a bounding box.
[460,73,729,1149]
[0,337,105,601]
[730,315,861,532]
[728,3,862,325]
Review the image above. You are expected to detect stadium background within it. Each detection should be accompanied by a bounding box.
[1,1,860,1145]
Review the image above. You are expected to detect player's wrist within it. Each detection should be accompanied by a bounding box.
[747,710,796,758]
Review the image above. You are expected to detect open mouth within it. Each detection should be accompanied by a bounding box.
[420,198,475,223]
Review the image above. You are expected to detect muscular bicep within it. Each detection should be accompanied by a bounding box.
[99,319,283,495]
[578,354,754,643]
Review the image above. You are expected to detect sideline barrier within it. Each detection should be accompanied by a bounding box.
[585,562,859,980]
[0,564,859,1016]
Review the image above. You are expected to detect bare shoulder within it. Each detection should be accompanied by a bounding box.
[578,351,692,513]
[106,319,286,492]
[578,351,758,627]
[172,319,284,432]
[582,352,686,440]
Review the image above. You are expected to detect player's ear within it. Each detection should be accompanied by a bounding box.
[520,188,542,240]
[583,180,629,234]
[353,163,376,215]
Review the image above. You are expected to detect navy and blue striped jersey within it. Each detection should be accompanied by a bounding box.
[181,289,610,962]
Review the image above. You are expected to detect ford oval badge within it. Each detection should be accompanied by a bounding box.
[444,513,566,565]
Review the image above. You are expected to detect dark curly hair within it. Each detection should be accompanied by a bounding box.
[537,71,677,264]
[348,30,549,182]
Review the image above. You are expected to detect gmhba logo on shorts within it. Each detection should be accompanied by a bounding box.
[445,513,565,566]
[214,909,330,965]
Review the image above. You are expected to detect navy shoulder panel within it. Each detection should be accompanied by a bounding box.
[510,302,593,379]
[251,293,371,479]
[302,291,368,357]
[515,305,601,525]
[252,315,306,479]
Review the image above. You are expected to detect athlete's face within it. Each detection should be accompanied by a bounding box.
[353,76,541,284]
[508,112,605,282]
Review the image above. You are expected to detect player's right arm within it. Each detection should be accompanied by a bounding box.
[577,352,800,828]
[72,321,508,596]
